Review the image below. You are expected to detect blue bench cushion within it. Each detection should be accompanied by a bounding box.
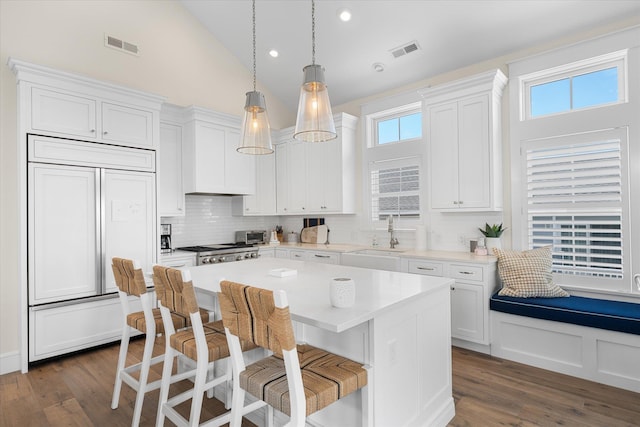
[490,293,640,335]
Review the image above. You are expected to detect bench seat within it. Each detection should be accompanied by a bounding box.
[490,293,640,335]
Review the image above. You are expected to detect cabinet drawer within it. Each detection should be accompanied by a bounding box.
[309,251,339,264]
[408,260,444,276]
[289,250,306,260]
[449,264,484,282]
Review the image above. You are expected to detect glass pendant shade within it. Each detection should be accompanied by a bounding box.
[294,64,337,142]
[238,91,273,154]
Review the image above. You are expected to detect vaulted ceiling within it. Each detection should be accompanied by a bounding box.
[181,0,640,111]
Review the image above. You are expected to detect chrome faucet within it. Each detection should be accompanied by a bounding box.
[388,215,399,249]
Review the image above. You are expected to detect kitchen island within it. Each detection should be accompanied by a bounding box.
[186,257,455,427]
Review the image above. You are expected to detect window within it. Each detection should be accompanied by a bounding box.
[522,51,626,119]
[509,30,639,295]
[376,112,422,145]
[370,159,420,221]
[363,97,424,227]
[524,129,628,288]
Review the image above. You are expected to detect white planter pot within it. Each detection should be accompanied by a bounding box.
[485,237,502,253]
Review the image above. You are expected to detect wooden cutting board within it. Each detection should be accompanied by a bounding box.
[301,225,328,243]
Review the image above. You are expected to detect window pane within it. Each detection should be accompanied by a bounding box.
[573,67,618,109]
[530,78,570,117]
[370,164,420,221]
[399,112,422,140]
[378,118,399,144]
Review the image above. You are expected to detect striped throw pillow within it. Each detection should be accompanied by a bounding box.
[494,246,569,298]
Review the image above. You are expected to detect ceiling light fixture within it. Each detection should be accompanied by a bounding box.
[293,0,337,142]
[238,0,273,155]
[338,8,352,22]
[372,62,385,72]
[268,49,279,58]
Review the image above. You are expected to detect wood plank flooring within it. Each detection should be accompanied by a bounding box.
[1,339,638,426]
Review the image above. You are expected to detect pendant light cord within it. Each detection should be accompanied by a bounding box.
[252,0,257,91]
[311,0,316,65]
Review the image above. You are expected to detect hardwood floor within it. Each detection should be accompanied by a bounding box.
[1,340,638,426]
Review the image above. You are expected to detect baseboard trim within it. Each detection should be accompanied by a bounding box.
[0,351,21,375]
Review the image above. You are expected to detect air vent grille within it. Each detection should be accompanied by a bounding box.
[105,34,139,56]
[390,41,421,58]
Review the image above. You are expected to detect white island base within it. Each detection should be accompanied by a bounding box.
[187,257,455,427]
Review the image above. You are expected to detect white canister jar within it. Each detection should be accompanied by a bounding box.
[330,278,355,308]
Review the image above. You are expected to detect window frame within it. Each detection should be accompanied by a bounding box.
[520,50,627,120]
[509,28,639,297]
[367,102,423,148]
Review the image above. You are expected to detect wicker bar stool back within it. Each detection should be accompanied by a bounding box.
[218,281,370,427]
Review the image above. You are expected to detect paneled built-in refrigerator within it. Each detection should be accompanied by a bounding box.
[27,134,156,361]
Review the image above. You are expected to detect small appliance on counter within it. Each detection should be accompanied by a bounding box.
[235,230,267,245]
[160,224,172,254]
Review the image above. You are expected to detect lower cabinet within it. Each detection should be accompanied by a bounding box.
[29,295,143,361]
[289,249,339,264]
[403,256,497,352]
[160,253,196,268]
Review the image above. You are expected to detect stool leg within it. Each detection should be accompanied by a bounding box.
[188,356,209,427]
[111,325,131,409]
[131,332,155,427]
[156,346,176,427]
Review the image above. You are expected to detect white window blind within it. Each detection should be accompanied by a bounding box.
[525,129,628,285]
[370,158,420,222]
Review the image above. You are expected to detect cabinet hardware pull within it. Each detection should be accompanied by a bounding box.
[314,254,330,258]
[459,271,474,275]
[459,200,464,204]
[90,129,96,133]
[450,286,455,291]
[453,201,459,205]
[103,131,108,135]
[171,263,186,267]
[417,267,435,271]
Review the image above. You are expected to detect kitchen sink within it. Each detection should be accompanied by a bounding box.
[341,248,404,272]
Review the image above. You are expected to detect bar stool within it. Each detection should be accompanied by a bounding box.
[153,266,258,427]
[110,258,208,427]
[218,280,371,427]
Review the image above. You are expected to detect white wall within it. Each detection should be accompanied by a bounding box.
[1,0,638,371]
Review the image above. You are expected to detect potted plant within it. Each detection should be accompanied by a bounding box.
[478,223,506,251]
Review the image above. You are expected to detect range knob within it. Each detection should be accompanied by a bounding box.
[236,255,244,261]
[250,252,258,258]
[219,256,226,263]
[244,253,252,259]
[201,257,210,264]
[209,257,218,264]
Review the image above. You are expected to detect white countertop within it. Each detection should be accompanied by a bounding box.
[259,242,497,264]
[185,257,454,333]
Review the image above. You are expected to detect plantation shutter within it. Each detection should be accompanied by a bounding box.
[524,129,627,283]
[370,157,420,222]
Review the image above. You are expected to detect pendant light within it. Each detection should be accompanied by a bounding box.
[238,0,274,154]
[293,0,337,142]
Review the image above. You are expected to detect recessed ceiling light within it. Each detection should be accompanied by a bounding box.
[372,62,385,72]
[269,49,279,58]
[337,8,352,22]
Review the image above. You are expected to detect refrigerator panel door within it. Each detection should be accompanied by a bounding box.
[102,170,156,293]
[28,164,100,304]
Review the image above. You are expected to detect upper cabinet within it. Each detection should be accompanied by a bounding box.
[275,113,358,215]
[182,106,256,195]
[231,152,277,216]
[419,69,507,211]
[10,59,164,149]
[159,104,185,216]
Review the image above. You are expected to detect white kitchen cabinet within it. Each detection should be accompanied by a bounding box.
[403,256,497,353]
[275,113,357,215]
[287,249,340,264]
[159,122,185,216]
[420,69,506,211]
[232,150,277,216]
[258,247,276,258]
[160,252,196,268]
[29,85,160,149]
[182,106,256,195]
[275,248,290,259]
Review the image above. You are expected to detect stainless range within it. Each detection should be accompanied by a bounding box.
[176,243,259,266]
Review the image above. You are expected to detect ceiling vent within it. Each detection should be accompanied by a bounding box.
[390,41,420,59]
[104,34,139,56]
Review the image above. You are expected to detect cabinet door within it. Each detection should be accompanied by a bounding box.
[450,282,484,343]
[101,102,154,148]
[28,164,99,304]
[192,122,226,193]
[159,123,185,216]
[103,170,156,293]
[322,138,344,212]
[289,250,307,261]
[243,151,276,215]
[225,128,256,195]
[308,251,339,264]
[306,142,326,211]
[457,95,490,208]
[288,140,308,213]
[31,87,97,139]
[275,248,290,259]
[428,101,459,209]
[275,143,290,214]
